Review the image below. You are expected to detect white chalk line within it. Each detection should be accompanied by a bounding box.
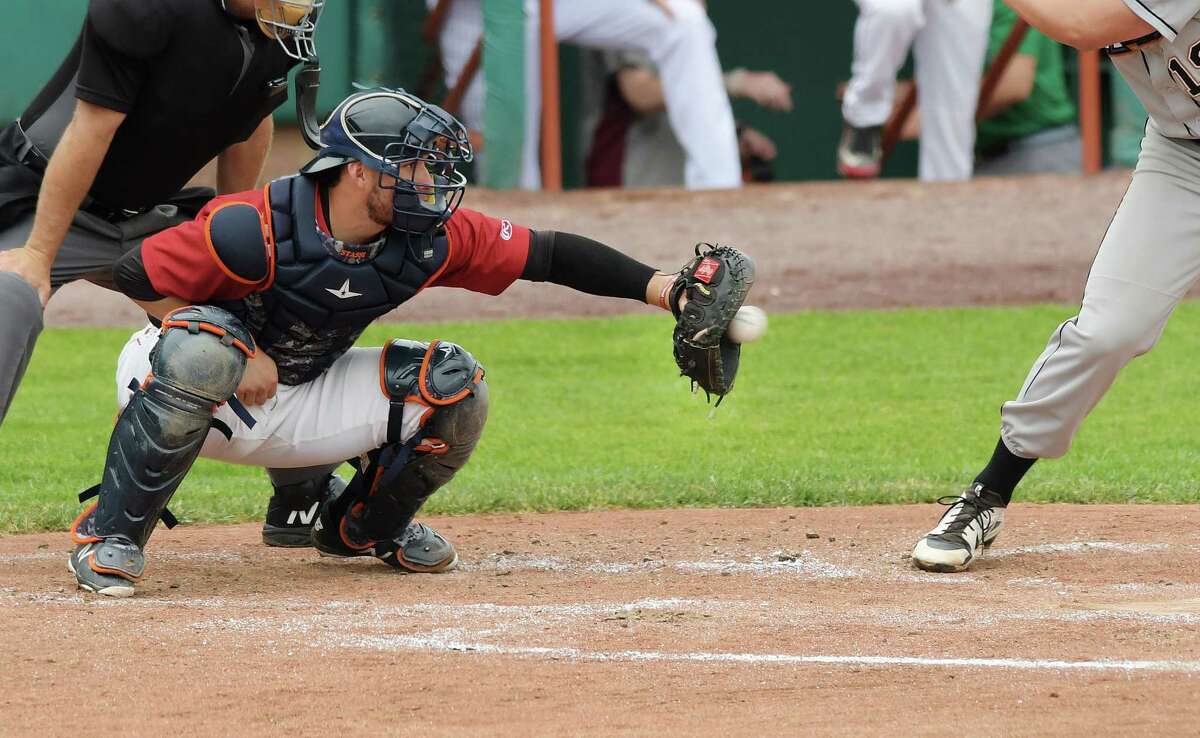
[7,586,1200,673]
[463,551,862,579]
[331,634,1200,674]
[988,542,1168,559]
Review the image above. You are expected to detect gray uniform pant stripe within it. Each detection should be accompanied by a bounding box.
[1001,122,1200,458]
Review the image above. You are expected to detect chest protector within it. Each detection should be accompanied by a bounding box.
[219,175,449,386]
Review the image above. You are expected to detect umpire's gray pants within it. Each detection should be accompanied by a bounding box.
[1001,121,1200,458]
[0,204,187,426]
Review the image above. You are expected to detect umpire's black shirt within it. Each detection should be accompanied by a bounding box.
[8,0,296,211]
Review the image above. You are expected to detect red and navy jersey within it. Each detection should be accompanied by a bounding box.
[141,188,531,303]
[140,182,532,384]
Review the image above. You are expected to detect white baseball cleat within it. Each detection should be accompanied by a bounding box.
[911,483,1006,573]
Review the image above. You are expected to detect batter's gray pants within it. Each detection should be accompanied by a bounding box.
[1001,121,1199,458]
[0,204,188,427]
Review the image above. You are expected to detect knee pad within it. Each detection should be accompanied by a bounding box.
[79,306,254,548]
[153,305,255,403]
[380,337,487,484]
[341,340,487,544]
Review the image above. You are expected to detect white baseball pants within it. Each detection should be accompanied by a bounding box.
[430,0,741,190]
[114,326,428,468]
[842,0,992,181]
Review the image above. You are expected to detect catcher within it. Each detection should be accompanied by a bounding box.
[67,88,755,597]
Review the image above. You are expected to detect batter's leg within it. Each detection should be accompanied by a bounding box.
[1001,128,1200,458]
[911,0,991,181]
[842,0,926,129]
[913,123,1200,572]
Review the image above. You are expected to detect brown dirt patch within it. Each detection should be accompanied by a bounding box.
[4,505,1199,736]
[45,170,1133,326]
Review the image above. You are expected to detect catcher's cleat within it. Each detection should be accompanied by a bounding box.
[68,539,141,598]
[311,480,458,573]
[376,522,459,573]
[315,519,458,573]
[836,122,882,179]
[262,474,347,548]
[911,483,1006,573]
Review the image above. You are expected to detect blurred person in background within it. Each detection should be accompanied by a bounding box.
[582,50,792,187]
[837,0,992,181]
[973,0,1080,174]
[895,0,1080,174]
[426,0,742,190]
[0,0,324,431]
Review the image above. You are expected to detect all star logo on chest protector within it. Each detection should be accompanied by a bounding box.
[216,175,450,385]
[326,279,362,300]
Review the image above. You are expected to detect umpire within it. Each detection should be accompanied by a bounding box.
[0,0,324,425]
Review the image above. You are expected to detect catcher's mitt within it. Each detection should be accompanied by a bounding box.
[668,244,756,402]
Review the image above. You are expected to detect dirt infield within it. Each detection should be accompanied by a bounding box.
[3,505,1199,736]
[17,170,1200,734]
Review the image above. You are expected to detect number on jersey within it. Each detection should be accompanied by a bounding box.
[1169,41,1200,97]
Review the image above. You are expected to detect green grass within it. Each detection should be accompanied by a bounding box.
[3,303,1200,534]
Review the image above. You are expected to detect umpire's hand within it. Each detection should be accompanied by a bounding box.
[0,247,52,306]
[237,350,278,406]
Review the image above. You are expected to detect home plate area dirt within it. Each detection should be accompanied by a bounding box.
[2,505,1199,736]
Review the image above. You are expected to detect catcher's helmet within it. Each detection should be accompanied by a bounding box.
[301,88,473,235]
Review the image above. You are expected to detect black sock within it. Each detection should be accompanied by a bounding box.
[973,437,1036,505]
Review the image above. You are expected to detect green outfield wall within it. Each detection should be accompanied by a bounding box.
[0,0,1141,182]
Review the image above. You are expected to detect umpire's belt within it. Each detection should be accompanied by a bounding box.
[79,197,148,223]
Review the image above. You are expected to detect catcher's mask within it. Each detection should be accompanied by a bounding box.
[238,0,324,61]
[300,89,473,235]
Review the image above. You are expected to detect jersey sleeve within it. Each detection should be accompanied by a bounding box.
[75,0,167,112]
[141,190,272,303]
[430,207,532,295]
[1120,0,1200,41]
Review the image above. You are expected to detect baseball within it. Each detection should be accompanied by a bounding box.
[727,305,768,344]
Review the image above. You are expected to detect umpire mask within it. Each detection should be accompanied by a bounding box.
[300,89,473,235]
[255,0,323,60]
